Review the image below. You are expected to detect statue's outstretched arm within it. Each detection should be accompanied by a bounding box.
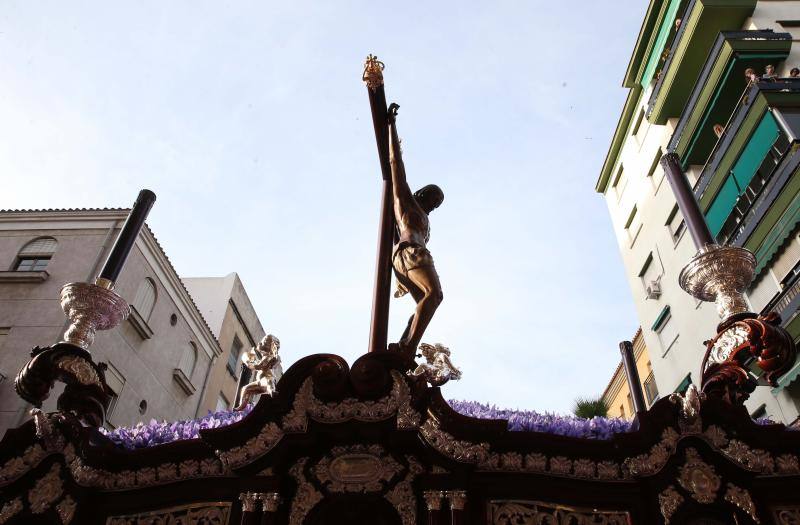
[387,104,413,208]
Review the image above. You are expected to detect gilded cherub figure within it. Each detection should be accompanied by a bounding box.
[409,343,462,386]
[234,334,281,411]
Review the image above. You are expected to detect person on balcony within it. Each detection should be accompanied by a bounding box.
[763,65,777,81]
[745,68,760,84]
[790,67,799,78]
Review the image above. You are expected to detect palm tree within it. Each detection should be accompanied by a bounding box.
[573,396,609,419]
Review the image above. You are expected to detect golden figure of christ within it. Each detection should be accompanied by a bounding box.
[386,103,444,358]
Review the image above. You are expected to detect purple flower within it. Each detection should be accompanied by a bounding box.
[447,400,633,439]
[100,404,253,449]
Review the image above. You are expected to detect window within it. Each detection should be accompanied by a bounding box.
[612,165,628,202]
[665,205,686,245]
[750,403,767,420]
[132,278,157,322]
[179,342,198,379]
[772,236,800,286]
[625,206,642,246]
[227,336,244,377]
[747,271,780,314]
[632,109,646,143]
[639,252,663,294]
[626,392,634,415]
[653,305,678,356]
[14,237,57,272]
[674,373,692,395]
[103,362,126,423]
[216,392,230,412]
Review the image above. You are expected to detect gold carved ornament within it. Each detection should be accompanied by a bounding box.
[28,463,64,514]
[288,454,422,525]
[105,502,231,525]
[724,483,760,524]
[658,486,684,525]
[57,355,101,387]
[362,54,385,91]
[489,500,630,525]
[312,444,402,493]
[773,507,800,524]
[677,448,721,505]
[0,498,22,525]
[283,370,420,432]
[423,490,445,511]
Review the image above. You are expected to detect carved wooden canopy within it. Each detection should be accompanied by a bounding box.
[2,350,800,524]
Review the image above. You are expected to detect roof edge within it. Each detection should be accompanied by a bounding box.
[596,87,642,193]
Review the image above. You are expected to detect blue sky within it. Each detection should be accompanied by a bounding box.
[1,1,646,413]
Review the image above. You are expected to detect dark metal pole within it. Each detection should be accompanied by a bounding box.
[97,189,157,287]
[660,153,715,249]
[364,55,395,353]
[619,341,647,414]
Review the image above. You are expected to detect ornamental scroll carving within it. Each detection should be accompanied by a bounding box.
[28,463,64,514]
[488,500,630,525]
[105,502,231,525]
[658,485,683,524]
[289,458,323,525]
[773,507,800,524]
[283,370,420,432]
[385,456,423,525]
[724,483,759,523]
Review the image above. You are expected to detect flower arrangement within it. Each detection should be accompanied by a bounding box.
[448,400,632,439]
[100,404,253,450]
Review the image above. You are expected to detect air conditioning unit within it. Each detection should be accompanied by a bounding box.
[646,280,662,300]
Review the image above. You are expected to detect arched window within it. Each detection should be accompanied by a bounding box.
[15,237,57,271]
[132,278,157,322]
[178,342,198,379]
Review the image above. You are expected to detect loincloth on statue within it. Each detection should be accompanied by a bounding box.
[392,243,437,298]
[393,243,435,274]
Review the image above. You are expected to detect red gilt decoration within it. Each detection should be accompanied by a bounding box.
[701,312,796,405]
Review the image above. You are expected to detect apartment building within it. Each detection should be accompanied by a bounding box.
[602,329,660,419]
[598,0,800,423]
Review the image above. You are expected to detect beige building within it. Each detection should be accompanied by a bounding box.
[184,274,275,413]
[0,209,266,435]
[602,329,659,420]
[597,0,800,423]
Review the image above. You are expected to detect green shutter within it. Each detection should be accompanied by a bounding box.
[705,175,740,236]
[641,0,684,88]
[730,112,780,189]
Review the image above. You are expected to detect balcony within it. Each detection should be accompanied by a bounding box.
[646,0,758,124]
[691,80,800,270]
[667,30,792,168]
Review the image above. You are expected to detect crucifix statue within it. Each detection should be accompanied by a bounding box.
[363,55,444,359]
[386,104,444,357]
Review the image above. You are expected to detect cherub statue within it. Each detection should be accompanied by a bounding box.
[408,343,462,387]
[234,334,281,411]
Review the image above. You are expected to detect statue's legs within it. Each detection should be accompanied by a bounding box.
[397,265,442,357]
